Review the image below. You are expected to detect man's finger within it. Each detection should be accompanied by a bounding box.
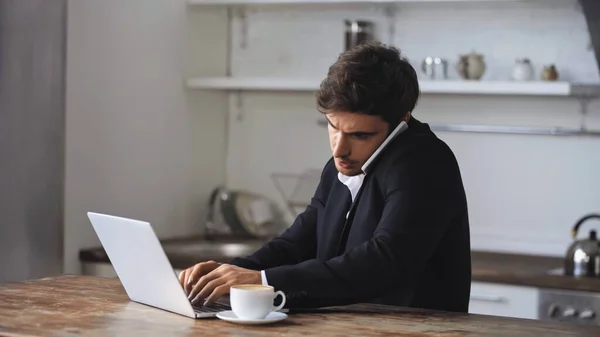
[188,269,222,302]
[185,264,203,294]
[204,284,231,306]
[182,269,193,295]
[191,278,225,305]
[178,269,188,287]
[185,261,220,293]
[178,270,184,284]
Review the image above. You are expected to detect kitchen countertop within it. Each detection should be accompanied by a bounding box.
[470,250,600,293]
[79,235,600,293]
[1,275,599,337]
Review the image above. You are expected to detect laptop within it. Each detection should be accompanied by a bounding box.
[87,211,233,318]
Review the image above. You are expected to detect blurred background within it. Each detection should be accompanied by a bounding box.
[1,0,600,326]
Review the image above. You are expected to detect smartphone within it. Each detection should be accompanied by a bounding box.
[361,120,408,175]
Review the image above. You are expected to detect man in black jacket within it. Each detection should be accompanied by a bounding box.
[179,42,471,313]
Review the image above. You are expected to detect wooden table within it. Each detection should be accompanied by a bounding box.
[81,236,600,293]
[1,275,599,336]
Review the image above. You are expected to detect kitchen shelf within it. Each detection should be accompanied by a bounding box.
[188,0,553,5]
[186,77,600,97]
[316,119,600,137]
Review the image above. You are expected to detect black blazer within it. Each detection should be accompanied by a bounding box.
[230,117,471,313]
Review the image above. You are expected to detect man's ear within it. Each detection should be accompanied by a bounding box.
[363,119,409,174]
[388,112,411,134]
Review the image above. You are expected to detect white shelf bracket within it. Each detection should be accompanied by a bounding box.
[383,5,397,46]
[234,90,244,121]
[577,97,591,131]
[235,6,249,50]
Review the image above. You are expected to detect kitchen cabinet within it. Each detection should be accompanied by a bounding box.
[81,261,117,278]
[469,281,539,320]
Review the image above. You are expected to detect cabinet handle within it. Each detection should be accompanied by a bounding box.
[470,294,507,303]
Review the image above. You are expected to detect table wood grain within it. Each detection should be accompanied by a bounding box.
[1,275,599,336]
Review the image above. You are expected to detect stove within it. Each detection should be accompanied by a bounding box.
[538,268,600,325]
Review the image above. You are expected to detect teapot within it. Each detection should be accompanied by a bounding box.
[564,213,600,277]
[456,52,486,80]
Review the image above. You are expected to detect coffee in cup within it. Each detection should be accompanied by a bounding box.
[230,285,286,320]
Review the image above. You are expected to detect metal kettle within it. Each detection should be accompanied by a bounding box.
[204,185,288,240]
[564,213,600,277]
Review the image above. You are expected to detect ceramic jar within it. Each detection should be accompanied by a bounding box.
[511,58,534,81]
[456,52,486,80]
[541,64,559,81]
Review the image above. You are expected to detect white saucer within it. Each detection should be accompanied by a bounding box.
[216,311,288,325]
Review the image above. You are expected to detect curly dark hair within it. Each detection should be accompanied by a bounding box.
[316,42,420,128]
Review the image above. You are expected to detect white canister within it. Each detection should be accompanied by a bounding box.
[511,59,534,81]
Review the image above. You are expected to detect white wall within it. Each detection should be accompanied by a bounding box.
[221,0,600,256]
[0,0,65,283]
[64,0,229,273]
[64,0,600,274]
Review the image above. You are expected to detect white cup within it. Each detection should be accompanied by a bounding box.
[230,285,286,320]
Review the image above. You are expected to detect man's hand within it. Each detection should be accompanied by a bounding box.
[178,261,222,295]
[178,261,261,305]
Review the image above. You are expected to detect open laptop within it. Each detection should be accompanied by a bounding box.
[87,212,232,319]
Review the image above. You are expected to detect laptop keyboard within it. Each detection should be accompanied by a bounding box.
[193,302,230,313]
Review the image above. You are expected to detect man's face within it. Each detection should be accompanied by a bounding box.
[326,111,389,176]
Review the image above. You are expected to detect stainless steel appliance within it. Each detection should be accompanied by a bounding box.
[538,288,600,325]
[205,186,288,240]
[564,213,600,277]
[421,57,448,80]
[0,0,66,283]
[537,214,600,325]
[344,20,374,51]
